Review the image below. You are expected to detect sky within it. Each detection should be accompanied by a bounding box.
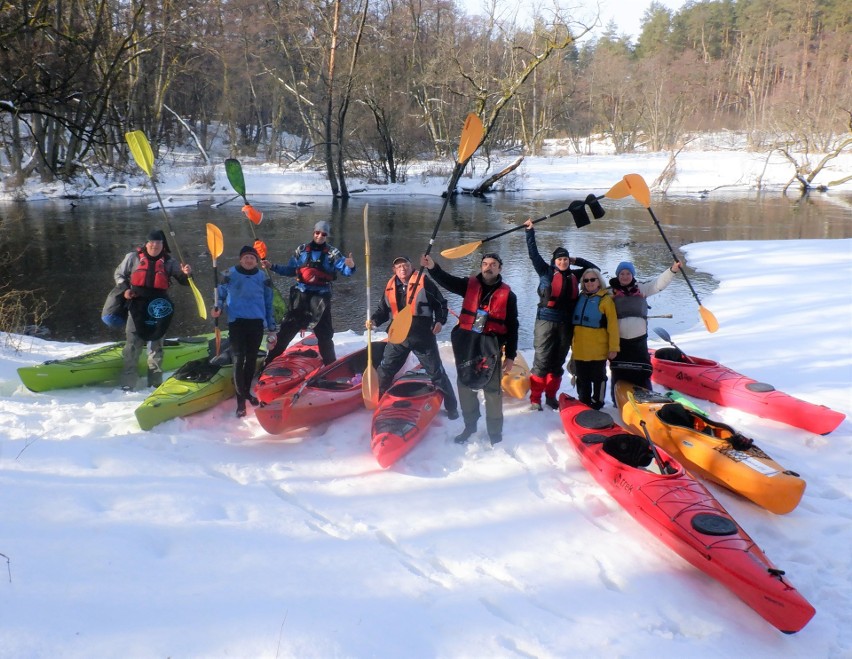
[2,148,851,657]
[462,0,689,40]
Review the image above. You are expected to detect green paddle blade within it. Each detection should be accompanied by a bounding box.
[224,158,247,199]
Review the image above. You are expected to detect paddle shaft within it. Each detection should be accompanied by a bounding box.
[645,206,704,305]
[406,161,467,305]
[483,206,573,245]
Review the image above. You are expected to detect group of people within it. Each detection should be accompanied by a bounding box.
[109,217,680,436]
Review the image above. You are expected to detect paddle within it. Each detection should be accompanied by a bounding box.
[362,204,379,409]
[626,389,676,475]
[125,130,207,320]
[439,178,632,259]
[206,223,224,356]
[388,113,484,343]
[621,173,719,333]
[211,194,240,209]
[652,327,696,364]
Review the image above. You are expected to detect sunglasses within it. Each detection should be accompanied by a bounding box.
[582,278,599,283]
[314,231,328,237]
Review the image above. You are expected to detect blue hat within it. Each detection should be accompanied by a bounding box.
[616,261,635,277]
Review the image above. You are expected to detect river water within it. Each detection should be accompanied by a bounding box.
[4,190,851,349]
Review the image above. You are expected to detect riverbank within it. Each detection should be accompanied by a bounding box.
[4,134,852,202]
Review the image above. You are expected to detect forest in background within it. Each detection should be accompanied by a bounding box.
[1,0,849,196]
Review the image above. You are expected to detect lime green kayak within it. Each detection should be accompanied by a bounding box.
[135,357,235,431]
[17,334,214,392]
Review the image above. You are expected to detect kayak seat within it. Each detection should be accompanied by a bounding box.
[655,347,684,362]
[602,434,653,468]
[315,378,354,390]
[173,358,221,383]
[389,382,434,398]
[657,403,695,429]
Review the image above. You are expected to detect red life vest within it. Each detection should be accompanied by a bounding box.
[458,277,510,335]
[546,270,578,308]
[296,244,335,285]
[129,249,170,290]
[385,274,427,317]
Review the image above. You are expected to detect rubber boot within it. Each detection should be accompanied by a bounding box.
[529,374,545,411]
[544,374,561,410]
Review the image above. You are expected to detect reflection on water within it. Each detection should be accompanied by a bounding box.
[5,190,851,348]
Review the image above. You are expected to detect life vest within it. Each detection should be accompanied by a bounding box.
[296,244,335,286]
[572,293,608,328]
[458,277,510,335]
[129,249,170,291]
[385,274,427,317]
[612,294,648,320]
[544,270,578,308]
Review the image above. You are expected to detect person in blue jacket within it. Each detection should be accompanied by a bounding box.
[523,219,597,410]
[212,245,276,417]
[262,220,356,367]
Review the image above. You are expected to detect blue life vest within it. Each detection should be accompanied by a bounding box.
[572,294,607,328]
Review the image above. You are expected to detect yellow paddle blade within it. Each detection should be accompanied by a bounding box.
[458,113,484,164]
[622,173,651,208]
[125,130,155,178]
[206,223,224,260]
[362,366,379,410]
[387,306,413,344]
[440,240,483,259]
[188,277,208,320]
[699,305,719,333]
[603,179,631,199]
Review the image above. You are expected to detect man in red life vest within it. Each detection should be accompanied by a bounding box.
[367,256,458,419]
[422,252,519,446]
[262,220,356,367]
[112,229,192,390]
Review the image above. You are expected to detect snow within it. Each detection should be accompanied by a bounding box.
[1,152,852,657]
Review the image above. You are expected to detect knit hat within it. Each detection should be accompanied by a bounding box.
[314,220,331,236]
[240,245,260,259]
[616,261,636,277]
[392,256,411,266]
[482,252,503,266]
[552,247,569,260]
[147,229,166,242]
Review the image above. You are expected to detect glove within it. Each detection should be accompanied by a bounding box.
[266,332,277,349]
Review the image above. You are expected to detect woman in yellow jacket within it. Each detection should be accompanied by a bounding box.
[571,268,620,410]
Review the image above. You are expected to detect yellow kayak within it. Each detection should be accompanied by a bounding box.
[501,351,531,399]
[615,380,805,515]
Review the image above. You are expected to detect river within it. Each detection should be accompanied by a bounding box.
[4,190,851,349]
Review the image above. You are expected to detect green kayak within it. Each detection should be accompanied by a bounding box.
[17,334,214,393]
[135,351,266,430]
[135,358,235,430]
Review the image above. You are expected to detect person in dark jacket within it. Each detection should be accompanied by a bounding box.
[113,229,191,391]
[367,256,458,419]
[212,245,276,417]
[421,252,519,446]
[524,219,598,411]
[261,220,355,367]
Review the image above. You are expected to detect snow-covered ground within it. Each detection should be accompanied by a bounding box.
[1,147,851,657]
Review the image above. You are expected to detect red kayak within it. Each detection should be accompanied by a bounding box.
[254,335,323,405]
[650,347,845,435]
[559,393,815,634]
[371,371,444,468]
[256,341,415,435]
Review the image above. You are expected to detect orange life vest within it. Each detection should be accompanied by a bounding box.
[385,274,427,317]
[458,277,510,335]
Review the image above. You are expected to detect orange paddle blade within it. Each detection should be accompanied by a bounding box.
[622,173,651,208]
[242,204,263,224]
